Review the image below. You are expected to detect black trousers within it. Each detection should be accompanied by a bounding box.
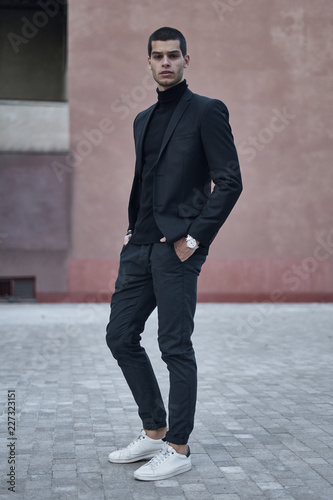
[106,242,206,445]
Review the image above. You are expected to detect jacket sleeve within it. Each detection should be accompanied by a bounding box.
[188,99,242,247]
[127,114,141,232]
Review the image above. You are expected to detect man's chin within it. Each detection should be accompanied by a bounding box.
[157,78,181,90]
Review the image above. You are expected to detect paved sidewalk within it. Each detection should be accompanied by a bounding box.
[0,303,333,500]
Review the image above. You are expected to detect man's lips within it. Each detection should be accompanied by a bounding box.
[160,72,173,76]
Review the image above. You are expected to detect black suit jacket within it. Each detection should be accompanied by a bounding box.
[128,88,242,252]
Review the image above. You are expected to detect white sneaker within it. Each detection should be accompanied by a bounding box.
[108,430,164,464]
[134,442,191,481]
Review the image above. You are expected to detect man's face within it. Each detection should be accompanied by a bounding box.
[148,39,190,91]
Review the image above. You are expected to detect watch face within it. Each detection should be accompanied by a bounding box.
[187,239,196,249]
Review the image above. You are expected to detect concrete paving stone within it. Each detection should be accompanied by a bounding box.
[52,452,76,460]
[258,459,288,471]
[77,472,104,495]
[291,469,323,482]
[75,438,95,446]
[104,493,133,500]
[195,466,223,480]
[31,443,54,453]
[181,482,208,495]
[27,465,53,475]
[228,449,254,459]
[263,491,296,499]
[284,486,326,500]
[275,476,305,487]
[23,488,54,499]
[75,458,101,472]
[52,459,77,471]
[94,434,115,445]
[52,486,78,498]
[249,472,278,483]
[102,470,129,486]
[131,489,160,500]
[211,496,242,500]
[74,446,97,458]
[32,432,54,442]
[53,441,76,450]
[97,460,113,475]
[15,445,34,455]
[52,469,77,480]
[51,477,77,490]
[159,496,190,500]
[265,498,300,500]
[257,481,284,491]
[182,492,214,500]
[155,479,180,487]
[235,456,267,471]
[203,477,237,494]
[54,423,74,431]
[53,434,75,450]
[229,478,269,494]
[78,492,104,500]
[303,479,333,497]
[218,469,248,482]
[24,476,52,491]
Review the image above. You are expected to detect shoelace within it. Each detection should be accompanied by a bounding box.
[146,444,173,470]
[127,432,145,449]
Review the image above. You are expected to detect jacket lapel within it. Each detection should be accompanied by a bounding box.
[156,88,192,164]
[135,88,193,174]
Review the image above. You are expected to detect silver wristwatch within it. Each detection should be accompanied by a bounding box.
[185,235,199,250]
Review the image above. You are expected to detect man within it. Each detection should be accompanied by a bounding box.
[106,27,242,481]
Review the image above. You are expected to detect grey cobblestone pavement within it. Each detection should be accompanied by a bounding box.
[0,303,333,500]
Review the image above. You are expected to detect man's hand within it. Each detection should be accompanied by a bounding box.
[160,236,199,262]
[124,232,132,245]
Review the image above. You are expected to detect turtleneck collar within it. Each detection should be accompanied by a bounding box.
[156,79,188,107]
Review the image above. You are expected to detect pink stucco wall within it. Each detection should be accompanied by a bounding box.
[65,0,333,301]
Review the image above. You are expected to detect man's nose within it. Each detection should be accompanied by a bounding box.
[162,56,170,66]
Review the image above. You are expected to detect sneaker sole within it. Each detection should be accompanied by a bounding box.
[109,452,158,464]
[134,462,192,481]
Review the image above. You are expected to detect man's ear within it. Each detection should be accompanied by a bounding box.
[184,54,190,68]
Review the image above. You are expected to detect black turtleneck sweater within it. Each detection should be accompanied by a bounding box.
[129,79,188,245]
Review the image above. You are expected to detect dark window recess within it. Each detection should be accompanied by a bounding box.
[0,277,36,299]
[0,0,67,101]
[0,279,11,297]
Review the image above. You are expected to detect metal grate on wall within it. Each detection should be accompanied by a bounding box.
[0,277,36,300]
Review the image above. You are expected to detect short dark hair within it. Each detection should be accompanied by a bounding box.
[148,27,187,57]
